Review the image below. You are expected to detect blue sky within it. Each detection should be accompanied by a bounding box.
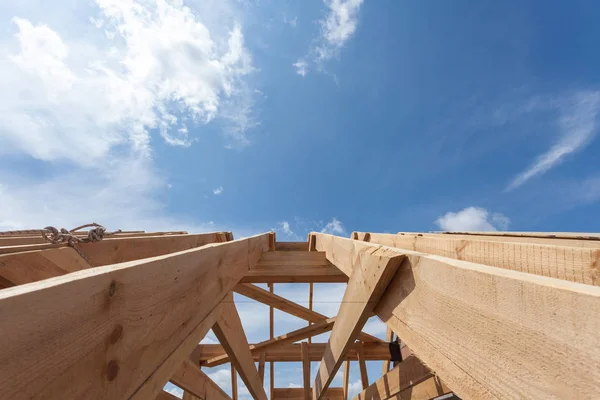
[1,0,600,397]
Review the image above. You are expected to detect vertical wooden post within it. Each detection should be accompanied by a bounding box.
[308,283,314,344]
[231,364,238,400]
[269,283,275,399]
[258,352,266,384]
[342,360,350,400]
[382,327,394,375]
[357,342,369,390]
[301,342,311,400]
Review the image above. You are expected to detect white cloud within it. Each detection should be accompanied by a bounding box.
[347,379,363,399]
[283,15,298,28]
[0,0,258,232]
[435,207,510,232]
[507,91,600,191]
[293,60,308,77]
[277,220,300,240]
[294,0,363,76]
[165,386,183,399]
[318,0,363,60]
[213,186,224,195]
[287,383,302,388]
[320,217,346,235]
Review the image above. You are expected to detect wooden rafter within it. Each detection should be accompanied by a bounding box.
[353,355,434,400]
[213,293,268,400]
[352,231,600,285]
[234,283,382,343]
[193,342,390,363]
[170,360,232,400]
[313,232,600,399]
[0,233,270,399]
[202,317,336,367]
[312,242,402,400]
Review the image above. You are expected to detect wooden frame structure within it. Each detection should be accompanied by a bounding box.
[1,228,599,399]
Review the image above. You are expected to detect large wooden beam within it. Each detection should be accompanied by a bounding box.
[234,283,381,343]
[314,233,600,399]
[313,242,403,400]
[171,360,232,400]
[0,233,270,399]
[353,355,433,400]
[192,343,390,363]
[302,342,311,400]
[0,232,234,287]
[240,251,347,283]
[212,293,268,400]
[353,232,600,286]
[272,387,344,400]
[202,318,336,367]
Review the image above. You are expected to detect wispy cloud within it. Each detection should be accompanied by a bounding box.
[213,186,224,195]
[436,207,509,232]
[320,217,346,235]
[293,60,308,77]
[294,0,363,76]
[507,91,600,191]
[278,220,299,239]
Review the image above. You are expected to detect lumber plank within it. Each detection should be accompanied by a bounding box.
[315,233,600,400]
[382,328,394,375]
[231,364,238,400]
[269,283,275,400]
[156,390,181,400]
[171,360,232,400]
[213,293,268,400]
[0,231,190,247]
[258,352,266,384]
[193,343,390,363]
[77,232,234,266]
[275,242,309,251]
[0,233,270,400]
[273,387,344,400]
[0,247,91,288]
[302,342,311,400]
[308,282,314,343]
[357,342,369,390]
[234,283,381,343]
[313,244,403,400]
[240,265,348,283]
[342,360,350,400]
[132,303,221,399]
[353,232,600,286]
[353,355,432,400]
[202,318,336,367]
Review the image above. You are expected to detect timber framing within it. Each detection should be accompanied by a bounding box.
[0,228,598,399]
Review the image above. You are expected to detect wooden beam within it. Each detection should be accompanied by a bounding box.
[342,360,350,400]
[302,342,311,400]
[258,352,266,384]
[212,293,268,400]
[272,387,345,400]
[276,242,309,251]
[171,360,232,400]
[308,282,314,344]
[382,328,394,375]
[353,355,433,400]
[240,265,347,283]
[193,343,390,363]
[234,283,381,343]
[357,342,369,390]
[0,247,92,288]
[269,283,275,400]
[202,318,336,367]
[315,233,600,399]
[353,232,600,286]
[156,390,181,400]
[231,364,238,400]
[240,252,346,283]
[133,302,222,399]
[313,243,403,400]
[0,233,270,399]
